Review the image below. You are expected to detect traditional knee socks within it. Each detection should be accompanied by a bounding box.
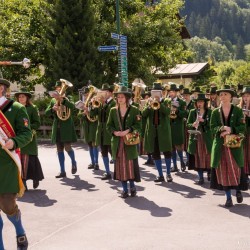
[121,181,128,192]
[57,151,65,173]
[164,158,171,175]
[177,150,184,163]
[67,150,76,166]
[154,159,163,177]
[89,146,95,165]
[225,190,232,200]
[0,215,4,250]
[171,151,177,166]
[103,156,110,174]
[93,147,99,164]
[198,170,204,180]
[7,210,25,237]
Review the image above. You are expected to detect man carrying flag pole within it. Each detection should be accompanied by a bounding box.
[0,78,32,250]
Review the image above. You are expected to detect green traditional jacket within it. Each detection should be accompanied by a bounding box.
[142,99,172,153]
[166,97,187,145]
[21,104,41,155]
[187,108,213,155]
[91,98,116,146]
[45,97,77,143]
[210,105,246,168]
[0,100,32,194]
[106,105,142,160]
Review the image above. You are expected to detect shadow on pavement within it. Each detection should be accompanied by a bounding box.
[228,203,250,218]
[18,190,57,207]
[125,196,172,217]
[59,175,98,192]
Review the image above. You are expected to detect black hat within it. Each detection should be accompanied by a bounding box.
[0,78,11,88]
[101,83,113,92]
[141,91,151,98]
[193,93,209,102]
[216,85,235,96]
[182,88,191,95]
[14,88,32,98]
[191,86,202,93]
[241,86,250,95]
[210,86,217,94]
[114,86,132,98]
[168,83,178,91]
[238,84,244,91]
[179,84,184,90]
[152,82,163,90]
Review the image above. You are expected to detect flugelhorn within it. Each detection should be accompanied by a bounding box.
[0,58,31,68]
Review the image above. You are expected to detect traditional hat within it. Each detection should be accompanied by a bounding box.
[216,85,235,96]
[193,93,209,102]
[141,90,151,98]
[0,78,11,88]
[182,88,192,95]
[152,82,163,90]
[210,86,217,94]
[114,86,132,98]
[241,86,250,95]
[54,81,61,88]
[191,86,202,93]
[101,83,113,92]
[168,83,178,91]
[237,84,244,91]
[14,88,32,98]
[179,84,184,90]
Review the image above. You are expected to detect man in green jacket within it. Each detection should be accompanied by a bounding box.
[0,78,32,250]
[45,80,77,178]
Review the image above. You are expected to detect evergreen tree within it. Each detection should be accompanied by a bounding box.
[235,36,246,60]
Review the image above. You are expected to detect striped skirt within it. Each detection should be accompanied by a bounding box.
[114,139,141,182]
[243,134,250,175]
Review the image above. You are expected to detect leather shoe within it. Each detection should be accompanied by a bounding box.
[196,178,204,185]
[55,172,66,178]
[33,180,39,189]
[94,163,99,170]
[225,198,233,208]
[166,174,173,182]
[236,191,243,203]
[154,176,165,182]
[17,234,28,250]
[181,161,186,172]
[71,164,77,174]
[170,166,179,173]
[120,191,129,198]
[110,159,114,164]
[101,173,112,180]
[88,164,94,169]
[130,187,137,197]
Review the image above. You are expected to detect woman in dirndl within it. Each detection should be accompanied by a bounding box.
[210,85,248,207]
[15,89,44,190]
[239,86,250,182]
[107,86,142,198]
[187,93,212,185]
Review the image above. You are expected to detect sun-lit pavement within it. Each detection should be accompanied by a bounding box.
[3,142,250,250]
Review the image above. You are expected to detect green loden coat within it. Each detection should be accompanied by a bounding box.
[210,105,246,168]
[91,99,116,146]
[187,108,213,155]
[142,99,172,153]
[0,100,32,194]
[45,97,77,143]
[21,104,41,155]
[106,105,142,160]
[166,97,187,146]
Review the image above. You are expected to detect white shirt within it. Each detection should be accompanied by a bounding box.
[0,96,7,106]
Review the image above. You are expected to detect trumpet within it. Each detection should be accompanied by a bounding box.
[0,58,31,68]
[147,97,160,110]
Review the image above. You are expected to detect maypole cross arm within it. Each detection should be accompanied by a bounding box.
[0,58,31,68]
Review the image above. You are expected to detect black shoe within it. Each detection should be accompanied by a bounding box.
[33,180,39,189]
[148,159,155,165]
[181,161,186,172]
[17,234,28,250]
[236,191,243,203]
[170,166,179,173]
[154,176,165,182]
[94,163,99,170]
[225,198,233,208]
[130,187,137,197]
[143,159,151,165]
[166,174,173,182]
[120,191,129,198]
[110,159,114,164]
[55,172,66,178]
[101,173,112,180]
[88,164,94,169]
[196,178,204,185]
[207,172,211,181]
[71,164,77,174]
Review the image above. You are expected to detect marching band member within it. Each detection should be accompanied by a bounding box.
[142,82,173,182]
[45,80,78,178]
[239,86,250,179]
[208,86,219,110]
[15,89,44,190]
[91,83,116,180]
[167,84,187,172]
[210,85,248,207]
[77,87,99,171]
[187,93,212,184]
[191,86,202,100]
[107,86,141,198]
[0,78,32,250]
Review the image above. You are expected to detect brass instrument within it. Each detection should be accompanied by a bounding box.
[85,85,98,122]
[169,100,179,119]
[56,79,73,121]
[132,81,146,104]
[0,58,31,68]
[90,91,107,109]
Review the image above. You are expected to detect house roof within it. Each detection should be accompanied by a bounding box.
[168,63,208,76]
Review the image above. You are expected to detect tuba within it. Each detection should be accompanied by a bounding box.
[56,79,73,121]
[85,85,98,122]
[132,81,146,104]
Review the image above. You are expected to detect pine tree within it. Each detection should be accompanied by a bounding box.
[44,0,100,90]
[235,36,246,60]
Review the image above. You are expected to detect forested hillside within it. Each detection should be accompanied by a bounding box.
[182,0,250,45]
